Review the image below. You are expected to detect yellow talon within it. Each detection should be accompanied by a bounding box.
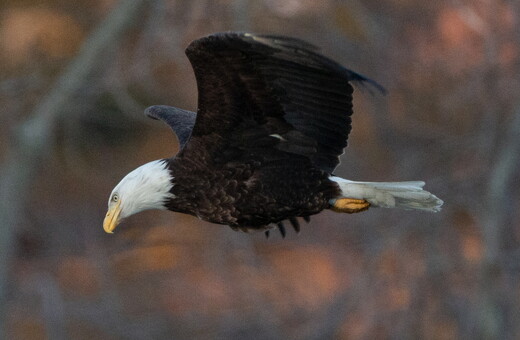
[331,198,370,213]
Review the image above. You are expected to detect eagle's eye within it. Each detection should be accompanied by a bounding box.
[112,194,119,202]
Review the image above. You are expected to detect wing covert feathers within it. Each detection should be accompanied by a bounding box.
[145,105,196,149]
[184,32,384,173]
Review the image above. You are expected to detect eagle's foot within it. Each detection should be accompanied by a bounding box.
[331,198,370,213]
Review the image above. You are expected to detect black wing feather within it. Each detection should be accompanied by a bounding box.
[180,32,383,173]
[144,105,196,149]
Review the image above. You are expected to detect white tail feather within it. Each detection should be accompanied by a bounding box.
[330,177,443,212]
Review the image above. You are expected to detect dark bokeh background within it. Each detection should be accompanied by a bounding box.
[1,0,519,339]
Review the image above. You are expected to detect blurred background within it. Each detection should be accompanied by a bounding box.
[1,0,519,339]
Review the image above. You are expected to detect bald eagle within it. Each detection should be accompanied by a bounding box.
[104,32,442,237]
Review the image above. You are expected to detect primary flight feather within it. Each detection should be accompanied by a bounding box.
[104,32,442,237]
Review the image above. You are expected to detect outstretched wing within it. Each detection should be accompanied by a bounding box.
[180,32,384,173]
[144,105,196,149]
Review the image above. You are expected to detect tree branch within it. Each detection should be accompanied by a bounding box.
[477,106,520,339]
[0,0,151,337]
[483,107,520,261]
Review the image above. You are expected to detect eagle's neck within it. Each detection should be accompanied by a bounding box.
[114,159,175,218]
[164,159,229,223]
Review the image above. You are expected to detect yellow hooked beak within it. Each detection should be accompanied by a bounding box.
[103,200,122,234]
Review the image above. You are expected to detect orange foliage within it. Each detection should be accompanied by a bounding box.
[160,267,234,316]
[461,235,483,264]
[57,256,101,297]
[7,316,46,340]
[3,0,520,338]
[454,209,483,264]
[158,244,345,318]
[0,8,84,65]
[377,249,400,279]
[261,246,344,312]
[338,312,370,340]
[424,318,459,340]
[437,8,481,48]
[333,4,368,42]
[386,284,411,311]
[499,42,518,66]
[112,245,181,281]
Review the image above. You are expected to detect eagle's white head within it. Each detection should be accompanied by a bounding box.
[103,159,174,233]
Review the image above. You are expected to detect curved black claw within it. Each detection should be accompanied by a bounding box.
[265,230,270,239]
[303,215,311,223]
[289,217,300,233]
[277,222,286,238]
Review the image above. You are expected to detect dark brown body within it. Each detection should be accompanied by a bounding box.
[166,156,340,229]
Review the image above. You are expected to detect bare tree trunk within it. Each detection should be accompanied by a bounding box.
[0,0,151,337]
[231,0,251,31]
[484,107,520,261]
[477,106,520,339]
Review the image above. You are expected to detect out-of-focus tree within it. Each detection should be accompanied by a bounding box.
[0,0,519,339]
